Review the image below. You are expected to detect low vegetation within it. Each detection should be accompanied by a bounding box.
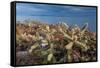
[16,20,96,65]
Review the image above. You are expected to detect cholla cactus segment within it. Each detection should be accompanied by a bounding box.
[28,43,39,53]
[47,53,53,61]
[65,42,74,50]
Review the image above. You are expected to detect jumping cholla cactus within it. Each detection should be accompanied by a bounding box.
[16,21,96,65]
[58,23,88,62]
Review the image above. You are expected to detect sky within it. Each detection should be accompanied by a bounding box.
[16,3,97,32]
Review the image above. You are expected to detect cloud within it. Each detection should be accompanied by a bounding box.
[16,4,46,12]
[62,6,83,11]
[16,3,49,16]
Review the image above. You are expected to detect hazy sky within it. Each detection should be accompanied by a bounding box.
[16,3,97,32]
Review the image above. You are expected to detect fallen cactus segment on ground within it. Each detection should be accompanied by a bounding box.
[16,21,96,65]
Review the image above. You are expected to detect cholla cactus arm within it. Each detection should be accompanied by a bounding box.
[65,42,74,62]
[75,41,87,51]
[81,23,88,35]
[28,43,39,53]
[58,26,73,40]
[67,50,72,62]
[47,53,53,61]
[47,43,54,62]
[65,42,74,50]
[63,33,73,40]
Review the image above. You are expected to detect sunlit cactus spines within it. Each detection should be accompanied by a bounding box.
[16,21,96,65]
